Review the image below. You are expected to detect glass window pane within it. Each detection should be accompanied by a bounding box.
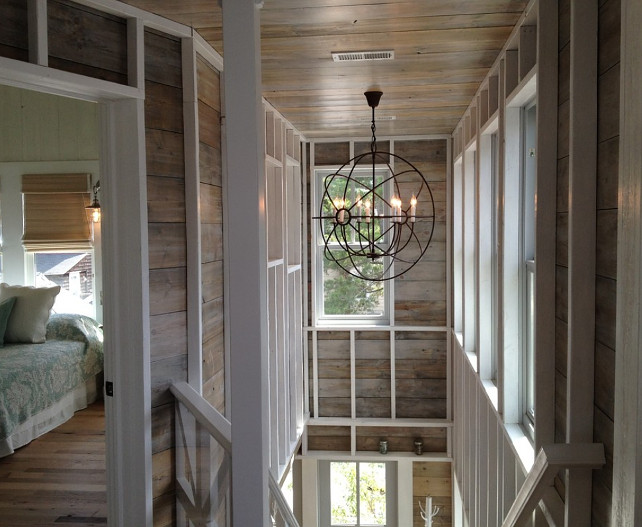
[322,254,385,316]
[34,252,95,317]
[331,462,357,526]
[526,262,535,423]
[316,167,390,322]
[358,463,386,526]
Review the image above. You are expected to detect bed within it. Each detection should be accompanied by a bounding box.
[0,313,104,457]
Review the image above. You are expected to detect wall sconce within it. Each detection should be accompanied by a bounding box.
[86,180,101,223]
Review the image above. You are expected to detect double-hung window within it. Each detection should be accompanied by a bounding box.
[521,101,537,437]
[314,168,390,325]
[490,132,500,384]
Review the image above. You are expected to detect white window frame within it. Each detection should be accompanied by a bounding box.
[318,460,398,527]
[490,132,500,384]
[313,167,391,326]
[520,100,537,438]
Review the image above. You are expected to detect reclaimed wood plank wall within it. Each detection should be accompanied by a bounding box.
[554,0,619,523]
[145,28,186,527]
[197,55,225,413]
[0,0,29,61]
[48,0,128,84]
[309,138,449,454]
[592,0,619,523]
[413,462,452,527]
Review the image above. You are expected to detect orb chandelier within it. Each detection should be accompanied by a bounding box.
[314,90,435,281]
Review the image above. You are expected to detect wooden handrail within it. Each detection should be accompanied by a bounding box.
[502,443,605,527]
[170,381,232,453]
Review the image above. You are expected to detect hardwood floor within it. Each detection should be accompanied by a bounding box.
[0,401,107,526]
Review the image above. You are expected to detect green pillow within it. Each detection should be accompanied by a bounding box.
[0,296,16,347]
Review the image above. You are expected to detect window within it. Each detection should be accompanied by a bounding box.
[319,461,397,527]
[31,251,96,318]
[521,101,537,436]
[20,173,100,320]
[490,132,500,383]
[314,168,389,324]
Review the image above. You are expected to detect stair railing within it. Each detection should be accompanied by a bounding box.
[501,443,605,527]
[171,381,300,527]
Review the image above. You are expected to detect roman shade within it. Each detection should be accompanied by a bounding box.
[21,173,92,251]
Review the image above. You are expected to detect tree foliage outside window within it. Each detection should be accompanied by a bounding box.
[323,252,384,315]
[317,168,389,319]
[330,462,386,526]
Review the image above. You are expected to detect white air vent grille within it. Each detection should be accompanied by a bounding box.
[332,50,395,62]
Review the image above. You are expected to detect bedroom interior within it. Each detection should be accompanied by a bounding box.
[0,0,639,526]
[0,85,107,523]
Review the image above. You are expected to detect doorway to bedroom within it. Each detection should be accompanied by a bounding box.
[0,84,107,524]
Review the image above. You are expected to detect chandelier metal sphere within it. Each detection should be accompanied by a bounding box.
[315,91,435,282]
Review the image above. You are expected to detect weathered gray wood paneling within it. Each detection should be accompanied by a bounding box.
[0,0,28,61]
[197,55,224,413]
[48,0,128,84]
[144,29,186,526]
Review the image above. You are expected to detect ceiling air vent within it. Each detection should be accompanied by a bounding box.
[332,50,395,62]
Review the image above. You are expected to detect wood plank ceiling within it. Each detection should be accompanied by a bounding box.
[124,0,528,138]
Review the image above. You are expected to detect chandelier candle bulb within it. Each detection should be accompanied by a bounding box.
[364,200,371,223]
[410,195,417,222]
[334,198,345,223]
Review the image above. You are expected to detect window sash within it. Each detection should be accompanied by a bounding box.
[314,168,390,324]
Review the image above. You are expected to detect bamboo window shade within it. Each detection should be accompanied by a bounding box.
[22,173,93,251]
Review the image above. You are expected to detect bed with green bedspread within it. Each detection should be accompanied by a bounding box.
[0,313,103,456]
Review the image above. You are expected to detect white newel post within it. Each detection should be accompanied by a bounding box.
[223,0,270,526]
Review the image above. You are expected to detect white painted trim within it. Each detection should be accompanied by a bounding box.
[305,325,448,332]
[309,417,452,428]
[534,0,558,452]
[170,382,232,452]
[301,451,451,462]
[612,0,642,524]
[193,30,224,73]
[27,0,47,66]
[223,1,270,525]
[505,69,537,109]
[102,98,152,526]
[301,459,319,527]
[263,97,307,144]
[452,0,538,131]
[350,330,356,419]
[0,57,144,102]
[71,0,192,38]
[220,72,232,419]
[390,330,396,419]
[502,104,522,425]
[182,37,203,394]
[302,139,310,415]
[565,2,598,524]
[309,133,449,144]
[496,57,507,418]
[502,444,604,527]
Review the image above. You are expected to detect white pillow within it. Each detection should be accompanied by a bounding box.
[0,283,61,343]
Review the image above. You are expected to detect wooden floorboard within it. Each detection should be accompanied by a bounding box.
[0,401,107,526]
